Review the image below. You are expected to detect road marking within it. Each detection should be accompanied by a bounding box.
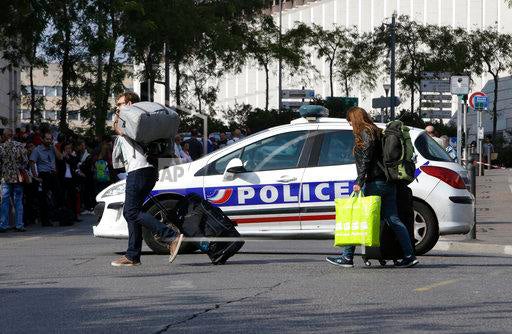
[504,246,512,256]
[415,279,459,292]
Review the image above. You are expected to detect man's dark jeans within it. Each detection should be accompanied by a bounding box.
[39,171,62,225]
[124,166,177,262]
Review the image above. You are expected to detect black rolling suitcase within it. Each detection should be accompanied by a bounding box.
[362,183,415,266]
[174,193,244,265]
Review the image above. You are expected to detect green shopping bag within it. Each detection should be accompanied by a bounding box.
[334,191,381,247]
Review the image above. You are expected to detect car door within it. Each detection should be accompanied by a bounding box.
[299,126,357,231]
[202,127,315,232]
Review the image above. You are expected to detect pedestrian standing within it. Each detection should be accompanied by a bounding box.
[326,107,418,268]
[227,129,242,146]
[181,142,193,163]
[0,129,28,232]
[29,132,63,227]
[57,142,80,222]
[110,92,183,267]
[184,129,203,161]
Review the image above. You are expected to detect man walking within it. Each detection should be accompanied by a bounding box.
[0,129,28,232]
[111,92,183,267]
[184,129,203,161]
[30,132,63,226]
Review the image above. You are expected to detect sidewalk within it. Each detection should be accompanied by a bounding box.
[436,168,512,255]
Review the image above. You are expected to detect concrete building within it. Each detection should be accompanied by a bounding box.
[19,63,134,128]
[134,0,512,135]
[0,56,21,130]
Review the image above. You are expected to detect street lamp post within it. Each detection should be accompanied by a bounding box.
[390,12,397,121]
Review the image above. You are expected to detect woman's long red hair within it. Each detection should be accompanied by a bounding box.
[346,107,381,152]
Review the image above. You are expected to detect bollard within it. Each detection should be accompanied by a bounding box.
[466,155,477,240]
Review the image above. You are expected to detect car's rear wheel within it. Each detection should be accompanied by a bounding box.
[142,198,197,254]
[413,201,439,255]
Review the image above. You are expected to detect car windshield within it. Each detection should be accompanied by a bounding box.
[414,132,453,162]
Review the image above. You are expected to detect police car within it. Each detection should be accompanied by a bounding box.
[93,114,474,255]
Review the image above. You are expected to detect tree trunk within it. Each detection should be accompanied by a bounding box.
[410,82,415,114]
[264,64,269,112]
[174,59,181,106]
[29,64,35,124]
[98,8,118,137]
[492,74,499,145]
[60,27,71,132]
[164,44,170,106]
[329,58,334,97]
[344,76,349,97]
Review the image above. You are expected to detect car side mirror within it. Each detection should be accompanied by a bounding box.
[223,158,245,180]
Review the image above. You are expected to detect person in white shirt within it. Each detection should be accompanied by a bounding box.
[227,129,242,146]
[110,92,183,267]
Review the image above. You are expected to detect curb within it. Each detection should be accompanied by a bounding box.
[433,240,512,256]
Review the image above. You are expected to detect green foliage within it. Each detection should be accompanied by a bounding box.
[398,111,426,129]
[246,109,297,133]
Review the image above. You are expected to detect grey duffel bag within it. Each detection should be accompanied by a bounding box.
[119,102,180,144]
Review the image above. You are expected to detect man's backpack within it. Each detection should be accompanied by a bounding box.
[95,159,110,183]
[380,120,416,184]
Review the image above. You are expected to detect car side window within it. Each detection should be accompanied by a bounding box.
[317,130,355,166]
[240,131,308,172]
[206,148,243,175]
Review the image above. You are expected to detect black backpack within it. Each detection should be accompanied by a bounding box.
[380,120,416,184]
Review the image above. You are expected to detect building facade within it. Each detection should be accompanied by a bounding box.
[19,63,134,128]
[0,56,21,130]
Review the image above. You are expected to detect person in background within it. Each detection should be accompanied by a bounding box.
[30,132,63,227]
[218,132,228,149]
[57,142,79,223]
[23,142,39,226]
[94,142,112,195]
[227,129,242,146]
[425,125,444,146]
[326,107,418,268]
[76,140,94,214]
[440,135,457,162]
[184,128,203,161]
[0,129,29,232]
[174,134,186,162]
[483,136,494,165]
[180,142,193,163]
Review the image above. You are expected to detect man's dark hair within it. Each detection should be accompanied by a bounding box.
[116,91,140,104]
[190,128,198,137]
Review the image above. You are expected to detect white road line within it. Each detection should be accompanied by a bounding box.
[415,279,459,292]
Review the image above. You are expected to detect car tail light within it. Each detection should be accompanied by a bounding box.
[419,166,466,189]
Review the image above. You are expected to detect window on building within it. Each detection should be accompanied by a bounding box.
[45,86,58,97]
[34,86,44,96]
[45,111,57,120]
[68,111,79,120]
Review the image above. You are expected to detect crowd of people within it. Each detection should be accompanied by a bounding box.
[0,124,119,232]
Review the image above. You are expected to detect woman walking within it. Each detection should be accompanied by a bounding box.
[326,107,418,268]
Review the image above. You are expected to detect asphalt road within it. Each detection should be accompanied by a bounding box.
[1,216,512,334]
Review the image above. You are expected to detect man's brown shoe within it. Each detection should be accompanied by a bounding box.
[111,256,141,267]
[168,234,184,263]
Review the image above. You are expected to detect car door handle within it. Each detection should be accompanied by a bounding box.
[277,176,297,183]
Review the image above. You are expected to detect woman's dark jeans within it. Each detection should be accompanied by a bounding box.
[124,167,177,261]
[341,180,415,260]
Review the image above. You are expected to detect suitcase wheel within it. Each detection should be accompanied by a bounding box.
[393,260,399,266]
[364,260,372,267]
[379,260,387,266]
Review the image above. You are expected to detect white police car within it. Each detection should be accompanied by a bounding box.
[93,115,474,255]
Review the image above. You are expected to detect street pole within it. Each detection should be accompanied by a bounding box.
[463,96,468,164]
[478,108,483,176]
[456,96,462,165]
[390,12,397,121]
[278,0,283,112]
[466,155,477,240]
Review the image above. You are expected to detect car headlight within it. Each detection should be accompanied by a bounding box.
[102,183,126,198]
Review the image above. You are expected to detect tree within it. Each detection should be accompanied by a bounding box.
[335,30,382,97]
[44,0,82,131]
[78,0,125,137]
[470,27,512,144]
[303,24,351,98]
[246,16,306,111]
[376,15,430,113]
[0,0,49,124]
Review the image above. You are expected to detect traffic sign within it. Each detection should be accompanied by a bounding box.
[474,96,488,109]
[281,89,315,99]
[282,101,307,109]
[468,91,486,109]
[420,79,451,93]
[372,96,401,109]
[421,102,452,109]
[421,93,452,101]
[421,110,452,119]
[450,76,470,95]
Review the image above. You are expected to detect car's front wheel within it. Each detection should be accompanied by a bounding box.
[413,201,439,255]
[142,198,197,255]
